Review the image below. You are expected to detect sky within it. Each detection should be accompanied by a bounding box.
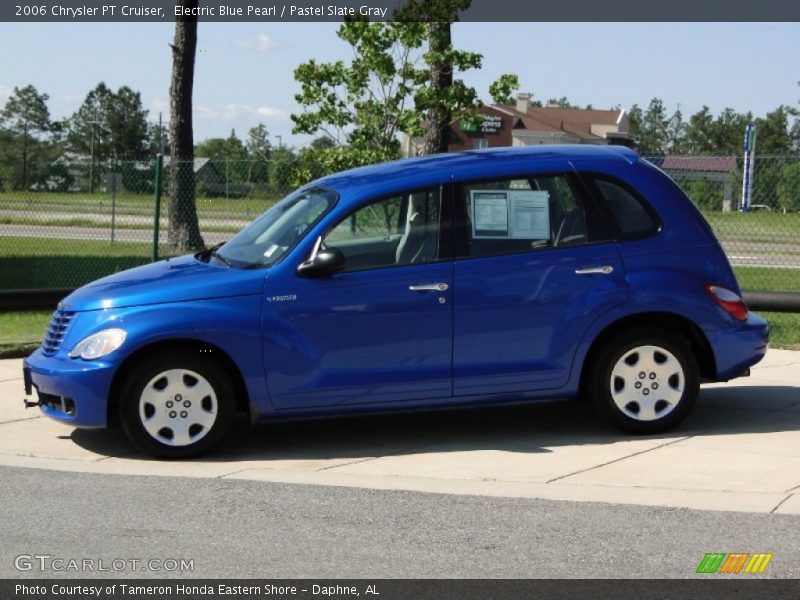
[1,21,798,148]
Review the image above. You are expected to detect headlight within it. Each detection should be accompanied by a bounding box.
[69,328,127,360]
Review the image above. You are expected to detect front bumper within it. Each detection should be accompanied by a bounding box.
[710,311,770,381]
[24,348,116,428]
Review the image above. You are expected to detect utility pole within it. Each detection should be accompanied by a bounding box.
[88,107,102,194]
[157,112,166,155]
[21,121,28,190]
[276,134,282,150]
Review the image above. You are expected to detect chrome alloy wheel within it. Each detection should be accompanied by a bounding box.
[609,345,684,422]
[138,369,218,447]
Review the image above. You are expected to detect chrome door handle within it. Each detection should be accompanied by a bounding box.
[409,283,449,292]
[575,265,614,275]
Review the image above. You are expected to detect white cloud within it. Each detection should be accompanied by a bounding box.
[233,33,276,53]
[255,106,283,118]
[149,98,168,113]
[196,103,286,122]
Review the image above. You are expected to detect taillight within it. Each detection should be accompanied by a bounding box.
[705,284,748,321]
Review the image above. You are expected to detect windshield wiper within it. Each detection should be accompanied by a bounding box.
[197,242,232,267]
[210,249,233,268]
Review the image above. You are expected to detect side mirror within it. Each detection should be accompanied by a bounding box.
[297,242,346,278]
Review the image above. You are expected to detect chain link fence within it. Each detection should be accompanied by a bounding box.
[0,157,321,290]
[1,154,799,348]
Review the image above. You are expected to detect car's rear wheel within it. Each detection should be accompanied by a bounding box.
[587,328,699,434]
[118,350,236,458]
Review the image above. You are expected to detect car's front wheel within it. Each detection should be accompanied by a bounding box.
[118,350,236,458]
[587,328,699,434]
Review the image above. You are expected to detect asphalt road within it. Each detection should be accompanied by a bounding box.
[1,465,798,579]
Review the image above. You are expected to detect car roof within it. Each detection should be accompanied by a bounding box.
[313,144,640,202]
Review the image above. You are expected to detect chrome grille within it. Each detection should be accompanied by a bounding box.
[41,309,76,356]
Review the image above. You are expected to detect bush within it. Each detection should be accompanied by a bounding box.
[777,161,800,212]
[683,180,723,211]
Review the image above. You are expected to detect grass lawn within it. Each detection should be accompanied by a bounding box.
[761,313,800,350]
[734,267,800,292]
[0,236,154,290]
[703,210,800,244]
[0,311,49,358]
[0,189,281,219]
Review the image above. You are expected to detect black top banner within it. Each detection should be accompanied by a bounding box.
[3,0,800,22]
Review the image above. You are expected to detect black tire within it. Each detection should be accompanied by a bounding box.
[118,350,236,459]
[585,327,699,434]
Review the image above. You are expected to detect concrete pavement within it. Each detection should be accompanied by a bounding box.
[1,349,799,514]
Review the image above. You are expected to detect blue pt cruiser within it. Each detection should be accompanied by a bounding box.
[24,146,769,458]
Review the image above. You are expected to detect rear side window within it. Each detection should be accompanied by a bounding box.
[591,177,660,239]
[455,173,612,259]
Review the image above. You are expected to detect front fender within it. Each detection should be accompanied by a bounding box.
[104,295,270,418]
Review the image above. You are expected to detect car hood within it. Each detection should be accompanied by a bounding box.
[60,254,266,312]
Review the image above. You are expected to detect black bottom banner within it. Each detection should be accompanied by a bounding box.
[4,579,800,600]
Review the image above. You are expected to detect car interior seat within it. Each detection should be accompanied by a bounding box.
[396,191,436,264]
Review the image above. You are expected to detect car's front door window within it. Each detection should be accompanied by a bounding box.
[324,187,441,271]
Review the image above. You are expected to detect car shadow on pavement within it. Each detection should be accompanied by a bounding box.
[69,384,800,463]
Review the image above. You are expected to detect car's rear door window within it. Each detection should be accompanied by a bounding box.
[454,173,611,259]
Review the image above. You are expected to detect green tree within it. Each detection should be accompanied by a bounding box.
[755,106,795,154]
[291,16,501,170]
[292,20,426,170]
[245,123,271,183]
[107,86,150,159]
[0,84,52,189]
[309,136,336,150]
[67,83,150,160]
[683,106,715,155]
[488,74,520,104]
[148,121,170,155]
[395,0,484,155]
[666,108,687,154]
[637,98,670,155]
[790,118,800,154]
[627,104,643,142]
[793,80,800,153]
[196,129,247,162]
[711,107,750,155]
[269,146,299,192]
[246,124,271,160]
[195,130,249,192]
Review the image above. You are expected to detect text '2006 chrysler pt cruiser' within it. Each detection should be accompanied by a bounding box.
[24,146,769,458]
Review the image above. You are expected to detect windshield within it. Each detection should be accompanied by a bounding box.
[215,186,337,268]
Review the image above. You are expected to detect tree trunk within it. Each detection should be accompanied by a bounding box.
[422,22,453,156]
[167,0,204,252]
